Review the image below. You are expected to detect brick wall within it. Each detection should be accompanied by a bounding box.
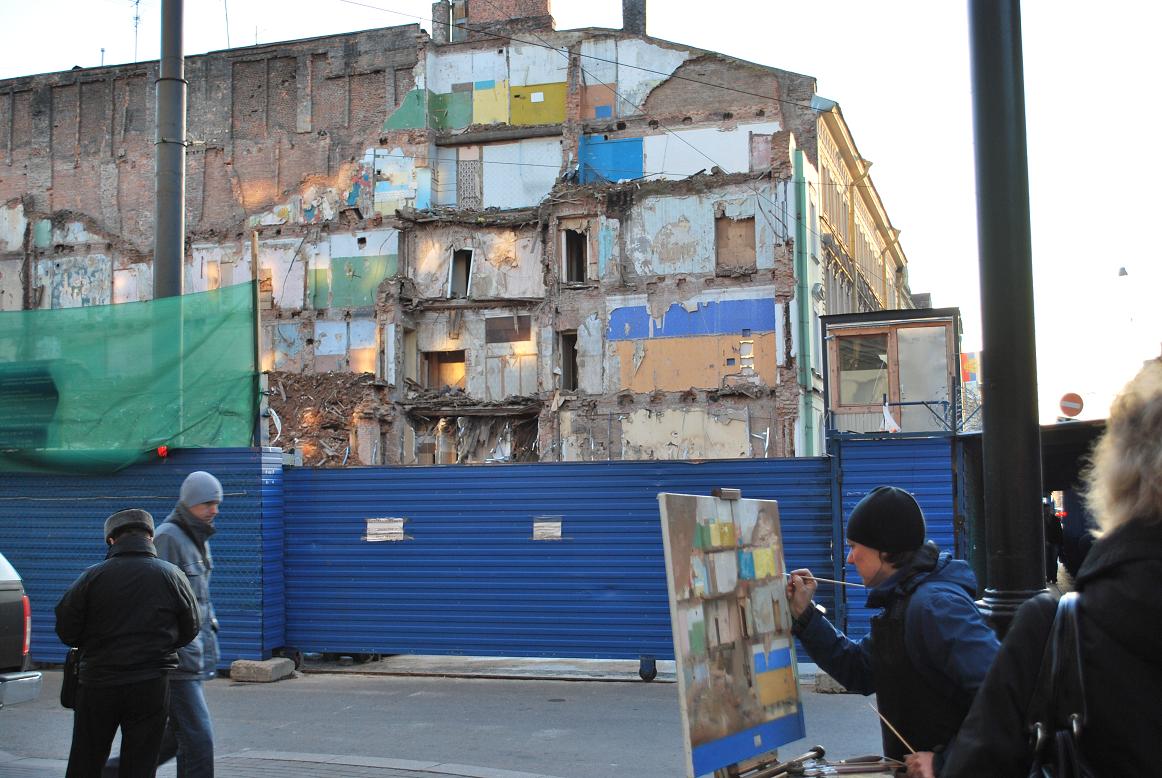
[0,25,420,254]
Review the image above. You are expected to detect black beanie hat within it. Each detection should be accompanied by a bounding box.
[846,486,926,553]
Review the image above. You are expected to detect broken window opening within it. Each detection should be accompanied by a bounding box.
[739,335,755,374]
[450,0,468,42]
[483,313,532,343]
[560,331,579,392]
[448,249,473,299]
[402,328,418,384]
[715,215,757,271]
[485,315,532,344]
[563,229,587,283]
[422,350,466,390]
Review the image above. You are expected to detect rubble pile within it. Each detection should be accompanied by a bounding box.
[267,371,392,466]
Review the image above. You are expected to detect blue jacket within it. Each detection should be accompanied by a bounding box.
[796,548,999,699]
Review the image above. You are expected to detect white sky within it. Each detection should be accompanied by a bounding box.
[2,0,1159,422]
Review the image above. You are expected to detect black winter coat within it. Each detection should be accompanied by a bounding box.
[941,519,1162,776]
[55,534,200,687]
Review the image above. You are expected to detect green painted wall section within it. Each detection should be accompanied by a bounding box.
[383,89,428,130]
[793,150,815,456]
[310,255,399,309]
[33,220,52,249]
[384,82,569,131]
[430,91,472,130]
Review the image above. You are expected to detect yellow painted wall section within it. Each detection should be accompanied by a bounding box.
[472,80,510,125]
[614,333,778,392]
[509,83,567,126]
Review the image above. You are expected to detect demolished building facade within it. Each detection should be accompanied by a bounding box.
[0,0,911,466]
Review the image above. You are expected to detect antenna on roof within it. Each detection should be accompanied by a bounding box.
[132,0,141,62]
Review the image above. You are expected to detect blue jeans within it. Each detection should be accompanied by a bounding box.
[104,679,214,778]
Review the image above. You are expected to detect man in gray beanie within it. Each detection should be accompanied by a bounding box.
[785,486,999,775]
[56,509,199,776]
[106,472,223,778]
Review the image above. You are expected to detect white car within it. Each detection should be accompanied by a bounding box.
[0,550,42,708]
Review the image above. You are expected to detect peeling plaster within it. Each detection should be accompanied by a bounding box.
[0,201,28,253]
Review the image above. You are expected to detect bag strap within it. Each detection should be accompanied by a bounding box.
[1027,592,1087,755]
[1025,597,1060,751]
[1049,592,1087,737]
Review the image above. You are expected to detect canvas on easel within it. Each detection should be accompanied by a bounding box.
[658,492,806,778]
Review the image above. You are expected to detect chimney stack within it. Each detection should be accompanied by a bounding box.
[431,1,450,44]
[623,0,646,36]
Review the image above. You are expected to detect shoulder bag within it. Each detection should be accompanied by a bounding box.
[1025,592,1097,778]
[60,647,81,709]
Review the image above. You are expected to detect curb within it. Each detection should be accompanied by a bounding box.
[227,751,571,778]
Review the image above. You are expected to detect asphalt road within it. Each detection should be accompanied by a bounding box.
[1,670,882,778]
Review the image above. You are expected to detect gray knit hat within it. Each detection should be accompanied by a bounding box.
[104,508,155,540]
[179,471,224,507]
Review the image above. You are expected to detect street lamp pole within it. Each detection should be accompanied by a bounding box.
[967,0,1047,634]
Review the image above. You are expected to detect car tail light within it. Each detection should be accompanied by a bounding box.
[22,595,30,656]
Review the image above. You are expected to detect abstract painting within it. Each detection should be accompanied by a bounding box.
[658,492,805,777]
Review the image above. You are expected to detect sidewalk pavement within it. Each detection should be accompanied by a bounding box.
[2,656,826,778]
[0,750,570,778]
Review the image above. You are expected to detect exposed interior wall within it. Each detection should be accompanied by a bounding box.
[0,16,906,466]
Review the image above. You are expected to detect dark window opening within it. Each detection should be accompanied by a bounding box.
[449,249,472,298]
[422,350,466,390]
[485,315,532,343]
[450,0,468,42]
[357,236,367,248]
[564,229,587,283]
[560,331,578,391]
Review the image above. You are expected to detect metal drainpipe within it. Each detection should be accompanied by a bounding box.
[153,0,186,445]
[154,0,186,299]
[793,150,815,456]
[968,0,1046,635]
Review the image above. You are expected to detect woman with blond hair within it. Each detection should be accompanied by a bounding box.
[909,358,1162,777]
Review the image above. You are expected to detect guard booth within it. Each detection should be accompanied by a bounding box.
[821,308,963,435]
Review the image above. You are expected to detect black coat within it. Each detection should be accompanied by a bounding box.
[55,534,200,687]
[941,519,1162,776]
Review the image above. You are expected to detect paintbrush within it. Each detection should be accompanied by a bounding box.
[786,572,867,588]
[868,702,917,754]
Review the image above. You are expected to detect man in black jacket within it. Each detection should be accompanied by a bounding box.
[56,509,199,778]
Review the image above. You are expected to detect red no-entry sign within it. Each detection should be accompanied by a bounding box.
[1060,393,1084,417]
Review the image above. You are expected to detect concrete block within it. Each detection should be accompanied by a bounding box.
[812,670,850,694]
[230,657,296,683]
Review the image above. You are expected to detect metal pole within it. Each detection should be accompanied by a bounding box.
[154,0,186,299]
[251,231,268,447]
[967,0,1046,634]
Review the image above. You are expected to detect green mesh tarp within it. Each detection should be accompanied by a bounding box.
[0,283,257,473]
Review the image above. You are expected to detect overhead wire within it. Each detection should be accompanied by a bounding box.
[339,0,901,275]
[388,0,793,239]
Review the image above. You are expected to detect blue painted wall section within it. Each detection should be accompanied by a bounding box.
[579,135,644,184]
[0,448,281,665]
[608,298,778,341]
